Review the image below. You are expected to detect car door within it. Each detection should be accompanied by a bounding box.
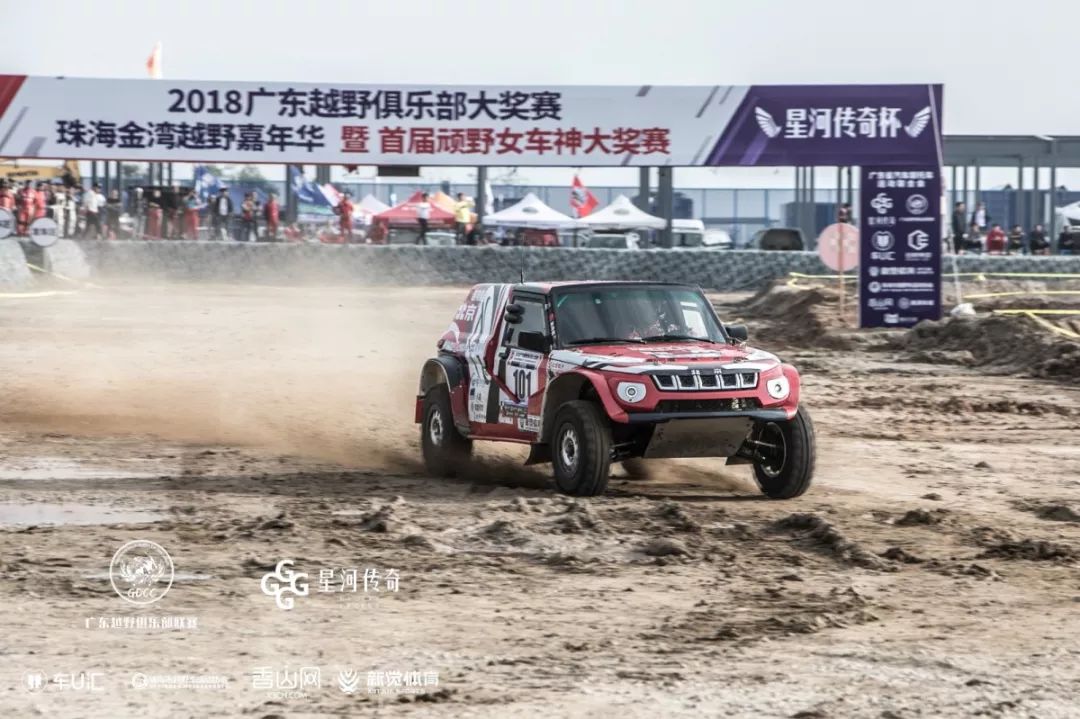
[493,292,548,437]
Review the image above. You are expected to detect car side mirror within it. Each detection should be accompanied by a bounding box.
[504,303,524,324]
[725,323,749,343]
[516,330,549,354]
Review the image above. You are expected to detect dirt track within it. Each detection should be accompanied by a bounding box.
[1,283,1079,718]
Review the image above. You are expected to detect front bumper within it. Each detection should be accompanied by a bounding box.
[624,407,790,424]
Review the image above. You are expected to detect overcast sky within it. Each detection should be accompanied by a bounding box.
[2,0,1074,189]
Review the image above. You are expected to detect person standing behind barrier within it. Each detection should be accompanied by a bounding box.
[240,193,257,242]
[15,181,33,235]
[337,192,354,243]
[950,201,966,253]
[453,192,474,245]
[414,192,431,244]
[105,189,122,239]
[1029,224,1050,255]
[182,189,200,240]
[971,201,989,232]
[33,182,47,220]
[0,182,14,225]
[146,189,164,239]
[64,187,78,238]
[209,187,232,241]
[82,183,105,239]
[264,192,280,241]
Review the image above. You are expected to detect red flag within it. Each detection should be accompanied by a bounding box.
[146,42,162,79]
[570,174,598,217]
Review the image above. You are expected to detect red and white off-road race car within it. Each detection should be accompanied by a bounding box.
[415,282,815,498]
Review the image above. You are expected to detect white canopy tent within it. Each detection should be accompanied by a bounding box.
[579,194,666,230]
[485,192,582,229]
[357,194,390,214]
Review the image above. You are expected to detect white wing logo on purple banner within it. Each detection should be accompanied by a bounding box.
[754,107,782,138]
[904,107,932,138]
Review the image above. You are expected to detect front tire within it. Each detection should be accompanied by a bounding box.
[421,385,472,477]
[752,408,815,499]
[551,401,611,497]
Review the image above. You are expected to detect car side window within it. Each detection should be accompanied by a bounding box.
[506,297,546,348]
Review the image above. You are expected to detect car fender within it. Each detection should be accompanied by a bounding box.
[416,355,470,431]
[539,369,627,442]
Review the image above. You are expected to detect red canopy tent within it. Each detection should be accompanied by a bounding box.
[374,191,456,228]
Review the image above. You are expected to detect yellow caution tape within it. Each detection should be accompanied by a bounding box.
[966,290,1080,299]
[1018,312,1080,340]
[0,290,78,299]
[25,262,101,289]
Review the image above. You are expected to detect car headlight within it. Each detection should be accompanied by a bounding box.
[616,382,647,404]
[765,376,790,400]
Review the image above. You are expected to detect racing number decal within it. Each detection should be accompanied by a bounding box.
[512,367,533,399]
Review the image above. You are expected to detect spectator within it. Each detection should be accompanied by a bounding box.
[82,183,105,239]
[240,192,257,242]
[962,222,983,254]
[63,188,78,238]
[105,189,122,239]
[164,184,182,239]
[16,181,34,234]
[33,182,47,220]
[182,189,200,240]
[984,223,1007,254]
[264,192,280,241]
[971,201,989,231]
[950,201,966,252]
[0,180,14,216]
[130,186,145,236]
[453,192,474,244]
[1060,229,1078,255]
[413,192,431,245]
[1029,224,1050,255]
[49,186,65,235]
[836,202,853,225]
[1006,224,1024,254]
[209,187,232,241]
[337,191,354,243]
[146,189,163,239]
[283,222,303,243]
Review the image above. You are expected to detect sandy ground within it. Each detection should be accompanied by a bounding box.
[1,282,1079,718]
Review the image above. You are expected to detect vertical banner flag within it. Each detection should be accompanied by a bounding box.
[570,174,598,217]
[859,166,943,329]
[193,165,222,201]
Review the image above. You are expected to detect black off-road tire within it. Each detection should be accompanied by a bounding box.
[551,401,611,497]
[752,407,816,499]
[421,385,472,477]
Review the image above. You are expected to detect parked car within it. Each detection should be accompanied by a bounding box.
[750,227,805,251]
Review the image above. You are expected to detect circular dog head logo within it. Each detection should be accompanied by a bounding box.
[110,540,174,605]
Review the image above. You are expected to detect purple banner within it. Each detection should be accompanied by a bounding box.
[858,166,943,328]
[707,85,942,167]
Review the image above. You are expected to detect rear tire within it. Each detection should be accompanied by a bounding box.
[752,408,815,499]
[421,385,472,477]
[551,401,611,497]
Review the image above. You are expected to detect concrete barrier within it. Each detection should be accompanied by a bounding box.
[72,240,1080,291]
[43,239,92,281]
[0,239,32,290]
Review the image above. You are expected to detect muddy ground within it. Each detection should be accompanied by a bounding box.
[0,282,1078,718]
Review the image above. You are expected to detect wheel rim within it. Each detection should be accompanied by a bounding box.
[558,424,579,473]
[758,423,787,477]
[428,407,445,446]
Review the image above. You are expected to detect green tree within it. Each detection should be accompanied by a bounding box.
[234,165,274,193]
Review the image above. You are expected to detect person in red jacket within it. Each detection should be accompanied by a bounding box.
[264,192,280,241]
[33,182,47,220]
[984,223,1007,254]
[337,191,354,243]
[0,180,14,211]
[17,181,34,234]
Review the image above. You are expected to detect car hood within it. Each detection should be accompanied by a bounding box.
[548,342,781,374]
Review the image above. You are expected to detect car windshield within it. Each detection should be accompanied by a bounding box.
[552,285,725,346]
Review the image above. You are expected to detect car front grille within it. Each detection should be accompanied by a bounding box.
[651,370,758,392]
[653,398,760,413]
